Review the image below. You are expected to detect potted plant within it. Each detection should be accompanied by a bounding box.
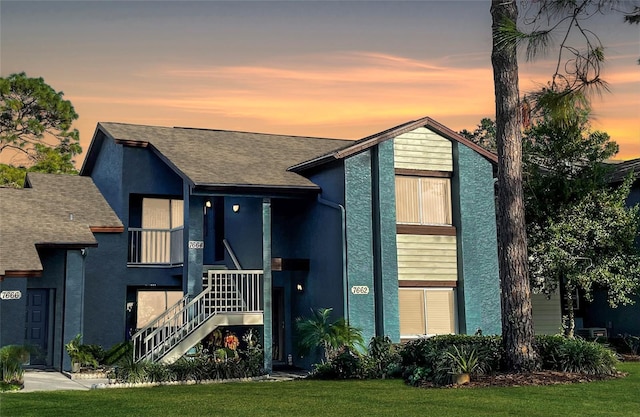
[65,334,98,372]
[445,345,483,385]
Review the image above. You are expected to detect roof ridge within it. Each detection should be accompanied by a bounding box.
[173,126,351,142]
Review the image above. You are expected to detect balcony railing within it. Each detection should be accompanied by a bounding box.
[128,227,184,266]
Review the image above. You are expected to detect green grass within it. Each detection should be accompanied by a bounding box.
[2,363,639,417]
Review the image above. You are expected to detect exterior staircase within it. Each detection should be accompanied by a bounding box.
[132,270,263,364]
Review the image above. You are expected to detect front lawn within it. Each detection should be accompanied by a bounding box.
[2,362,639,417]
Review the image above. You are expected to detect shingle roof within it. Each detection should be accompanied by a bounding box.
[0,173,123,278]
[90,123,351,191]
[606,158,640,183]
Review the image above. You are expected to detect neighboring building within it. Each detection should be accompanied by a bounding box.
[580,158,640,337]
[531,158,640,337]
[0,116,502,371]
[0,174,123,370]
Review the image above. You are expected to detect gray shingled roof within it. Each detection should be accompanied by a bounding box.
[95,123,352,190]
[607,158,640,183]
[0,173,123,277]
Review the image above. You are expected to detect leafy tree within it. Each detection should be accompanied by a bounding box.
[295,308,364,362]
[523,116,618,225]
[524,114,639,337]
[459,118,497,153]
[0,72,81,161]
[529,180,640,337]
[489,0,637,371]
[0,144,78,188]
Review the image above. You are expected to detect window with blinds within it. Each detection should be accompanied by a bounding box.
[141,198,184,263]
[136,290,184,328]
[398,288,456,338]
[395,176,452,225]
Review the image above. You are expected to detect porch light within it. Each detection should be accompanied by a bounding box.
[205,200,212,208]
[296,283,304,293]
[232,204,240,213]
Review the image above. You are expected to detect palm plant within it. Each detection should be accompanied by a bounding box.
[295,308,364,362]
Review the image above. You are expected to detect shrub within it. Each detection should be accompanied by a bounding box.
[0,345,30,390]
[65,334,98,368]
[83,344,106,365]
[535,335,618,375]
[364,336,402,379]
[104,341,132,366]
[400,334,501,386]
[108,358,149,383]
[310,348,363,379]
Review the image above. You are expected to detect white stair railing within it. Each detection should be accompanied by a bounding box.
[132,270,263,363]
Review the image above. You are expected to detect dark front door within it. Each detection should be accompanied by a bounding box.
[25,289,50,366]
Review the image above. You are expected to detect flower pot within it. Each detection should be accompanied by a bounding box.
[71,362,81,373]
[455,373,470,385]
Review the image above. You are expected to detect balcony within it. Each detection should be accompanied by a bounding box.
[128,227,184,266]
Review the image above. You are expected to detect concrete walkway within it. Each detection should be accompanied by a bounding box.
[21,369,110,392]
[18,368,308,392]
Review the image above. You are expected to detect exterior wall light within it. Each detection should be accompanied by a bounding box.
[232,204,240,213]
[205,200,212,208]
[296,283,304,292]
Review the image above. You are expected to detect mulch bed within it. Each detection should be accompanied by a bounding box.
[457,370,627,388]
[418,370,628,389]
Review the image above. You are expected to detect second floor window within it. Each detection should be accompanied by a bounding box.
[134,198,183,265]
[395,176,452,225]
[142,198,183,230]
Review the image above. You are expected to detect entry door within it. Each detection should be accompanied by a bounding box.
[25,289,50,365]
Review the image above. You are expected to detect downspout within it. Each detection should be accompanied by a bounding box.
[317,196,349,324]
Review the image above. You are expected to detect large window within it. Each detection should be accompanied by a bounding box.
[399,288,456,339]
[395,176,451,225]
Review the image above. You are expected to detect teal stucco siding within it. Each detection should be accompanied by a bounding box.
[452,142,502,335]
[345,151,377,344]
[374,140,400,341]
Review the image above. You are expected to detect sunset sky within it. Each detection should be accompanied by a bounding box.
[1,1,638,166]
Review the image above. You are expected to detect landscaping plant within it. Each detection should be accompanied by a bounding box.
[0,345,30,391]
[295,308,364,362]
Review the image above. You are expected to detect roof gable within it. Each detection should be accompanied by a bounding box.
[289,116,498,172]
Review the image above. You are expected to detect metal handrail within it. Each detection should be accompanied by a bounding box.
[133,270,263,363]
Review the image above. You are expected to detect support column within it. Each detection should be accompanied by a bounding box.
[63,249,85,371]
[262,198,273,373]
[186,194,205,296]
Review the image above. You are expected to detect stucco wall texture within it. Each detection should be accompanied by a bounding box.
[453,142,502,335]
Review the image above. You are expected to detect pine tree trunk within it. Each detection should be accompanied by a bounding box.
[491,0,538,372]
